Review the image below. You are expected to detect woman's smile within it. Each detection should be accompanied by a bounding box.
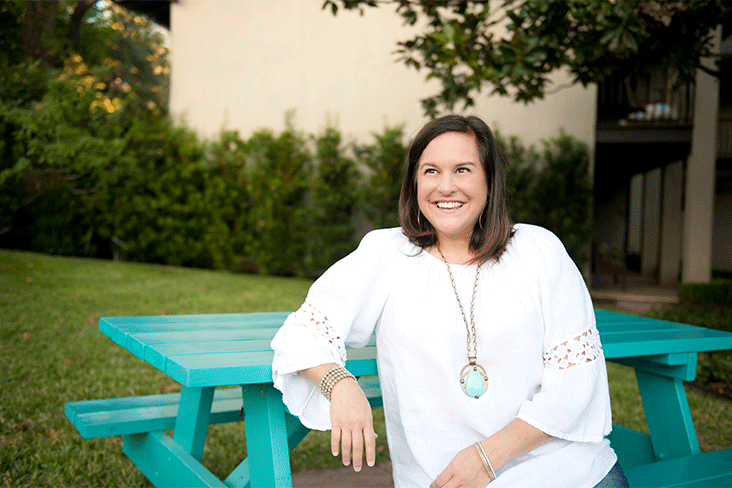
[435,201,465,209]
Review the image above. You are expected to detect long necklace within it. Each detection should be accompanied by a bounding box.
[437,244,488,399]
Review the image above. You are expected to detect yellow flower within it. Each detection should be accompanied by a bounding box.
[103,98,115,113]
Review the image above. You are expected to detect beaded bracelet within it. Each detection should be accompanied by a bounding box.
[474,441,497,482]
[319,365,356,401]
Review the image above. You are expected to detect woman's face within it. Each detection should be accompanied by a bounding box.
[416,131,488,245]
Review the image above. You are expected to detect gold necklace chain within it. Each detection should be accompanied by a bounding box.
[437,244,480,365]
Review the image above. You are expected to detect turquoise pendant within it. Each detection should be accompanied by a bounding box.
[460,363,488,398]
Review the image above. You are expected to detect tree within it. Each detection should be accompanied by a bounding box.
[0,0,170,256]
[324,0,731,116]
[1,0,169,113]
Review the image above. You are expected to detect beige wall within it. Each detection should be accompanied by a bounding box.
[170,0,596,148]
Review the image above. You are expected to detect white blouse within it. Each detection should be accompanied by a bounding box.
[271,224,617,487]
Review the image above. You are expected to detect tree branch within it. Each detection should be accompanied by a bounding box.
[69,0,99,51]
[696,63,721,79]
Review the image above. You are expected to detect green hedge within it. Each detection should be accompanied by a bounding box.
[0,68,404,276]
[678,279,732,307]
[648,293,732,387]
[1,64,594,277]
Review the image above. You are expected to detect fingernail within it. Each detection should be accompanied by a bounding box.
[368,460,375,467]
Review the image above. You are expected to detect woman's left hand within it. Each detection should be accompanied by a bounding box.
[430,444,491,488]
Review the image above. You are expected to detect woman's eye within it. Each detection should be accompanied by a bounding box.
[424,168,436,175]
[457,167,470,173]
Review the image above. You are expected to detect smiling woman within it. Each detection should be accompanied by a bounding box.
[271,115,628,488]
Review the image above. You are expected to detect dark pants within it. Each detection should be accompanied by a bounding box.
[593,462,630,488]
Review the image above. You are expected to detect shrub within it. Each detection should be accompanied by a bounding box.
[496,130,541,224]
[355,125,407,230]
[104,116,212,267]
[497,129,593,268]
[201,130,251,271]
[0,70,129,257]
[240,121,312,276]
[306,125,359,276]
[678,279,732,307]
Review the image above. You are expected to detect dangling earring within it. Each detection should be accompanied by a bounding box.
[478,210,484,231]
[417,211,422,227]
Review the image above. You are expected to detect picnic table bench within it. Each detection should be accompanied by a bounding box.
[66,310,732,487]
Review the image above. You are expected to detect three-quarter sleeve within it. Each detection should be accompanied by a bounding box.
[271,228,401,430]
[514,225,612,442]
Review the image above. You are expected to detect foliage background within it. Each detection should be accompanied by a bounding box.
[0,0,593,277]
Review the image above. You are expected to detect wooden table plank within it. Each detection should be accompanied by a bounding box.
[126,329,279,359]
[163,347,380,387]
[102,319,284,335]
[598,321,698,333]
[103,312,290,326]
[146,340,274,370]
[602,329,732,358]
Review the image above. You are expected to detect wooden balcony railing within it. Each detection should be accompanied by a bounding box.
[597,71,695,127]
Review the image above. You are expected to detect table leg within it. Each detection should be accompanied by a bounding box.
[225,412,311,488]
[233,384,293,488]
[635,370,701,461]
[124,431,227,488]
[173,386,215,461]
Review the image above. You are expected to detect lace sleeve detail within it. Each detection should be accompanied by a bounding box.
[293,301,347,364]
[543,327,602,369]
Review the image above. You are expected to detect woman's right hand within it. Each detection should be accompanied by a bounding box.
[329,376,377,471]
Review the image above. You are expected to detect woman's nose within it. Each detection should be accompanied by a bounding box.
[437,173,456,194]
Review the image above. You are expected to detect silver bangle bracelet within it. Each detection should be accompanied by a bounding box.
[474,441,497,481]
[319,365,355,401]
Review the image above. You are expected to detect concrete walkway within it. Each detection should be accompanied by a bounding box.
[292,460,394,488]
[590,285,679,313]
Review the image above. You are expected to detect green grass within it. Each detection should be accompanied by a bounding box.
[1,250,730,486]
[0,249,390,487]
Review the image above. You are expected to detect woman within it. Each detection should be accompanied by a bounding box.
[271,115,628,487]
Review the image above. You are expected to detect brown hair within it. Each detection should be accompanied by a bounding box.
[398,114,513,264]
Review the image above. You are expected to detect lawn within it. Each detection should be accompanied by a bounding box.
[1,249,730,487]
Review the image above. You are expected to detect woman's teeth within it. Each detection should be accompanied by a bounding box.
[436,202,463,209]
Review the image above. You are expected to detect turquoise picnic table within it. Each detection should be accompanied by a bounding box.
[66,309,732,487]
